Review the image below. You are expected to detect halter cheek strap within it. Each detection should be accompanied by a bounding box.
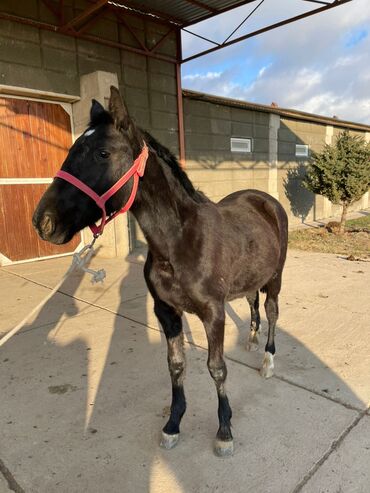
[55,143,148,236]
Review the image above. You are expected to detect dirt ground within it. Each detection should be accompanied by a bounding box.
[0,248,369,492]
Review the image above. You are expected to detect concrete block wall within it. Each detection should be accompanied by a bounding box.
[0,0,179,154]
[184,97,270,203]
[277,118,327,225]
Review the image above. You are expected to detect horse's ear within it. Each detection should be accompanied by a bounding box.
[109,86,130,131]
[90,99,106,123]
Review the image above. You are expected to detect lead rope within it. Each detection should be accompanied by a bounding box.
[0,236,106,348]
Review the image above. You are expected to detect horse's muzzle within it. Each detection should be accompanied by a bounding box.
[32,210,67,244]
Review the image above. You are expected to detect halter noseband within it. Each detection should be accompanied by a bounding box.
[55,143,149,236]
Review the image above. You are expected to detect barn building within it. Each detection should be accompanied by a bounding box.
[0,0,366,265]
[183,90,370,232]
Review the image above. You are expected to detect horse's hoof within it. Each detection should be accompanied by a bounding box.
[245,330,259,352]
[260,352,274,379]
[214,439,234,458]
[160,431,179,450]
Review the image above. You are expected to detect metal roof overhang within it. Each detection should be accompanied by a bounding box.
[91,1,355,63]
[100,0,354,30]
[108,0,259,27]
[0,0,355,63]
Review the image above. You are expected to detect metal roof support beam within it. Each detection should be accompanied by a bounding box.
[75,7,108,34]
[182,0,257,28]
[223,0,265,44]
[149,28,176,53]
[61,0,108,32]
[59,0,65,25]
[182,28,221,47]
[302,0,331,5]
[112,7,175,57]
[41,0,62,22]
[113,8,149,53]
[176,30,186,166]
[181,0,352,63]
[113,6,176,56]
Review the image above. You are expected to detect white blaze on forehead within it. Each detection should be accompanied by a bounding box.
[84,128,95,137]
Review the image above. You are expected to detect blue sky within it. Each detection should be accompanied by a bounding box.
[181,0,370,124]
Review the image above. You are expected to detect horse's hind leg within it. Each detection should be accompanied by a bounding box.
[260,276,281,379]
[154,299,186,449]
[245,291,261,351]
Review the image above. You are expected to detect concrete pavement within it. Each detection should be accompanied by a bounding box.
[0,249,369,492]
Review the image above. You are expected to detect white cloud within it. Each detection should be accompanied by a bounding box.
[181,0,370,124]
[183,71,222,81]
[333,55,361,68]
[257,64,270,78]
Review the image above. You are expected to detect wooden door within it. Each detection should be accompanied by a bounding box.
[0,97,80,262]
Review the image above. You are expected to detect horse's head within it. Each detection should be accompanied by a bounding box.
[33,86,142,244]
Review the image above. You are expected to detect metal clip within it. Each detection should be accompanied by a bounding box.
[71,236,106,284]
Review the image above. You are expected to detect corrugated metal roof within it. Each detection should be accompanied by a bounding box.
[109,0,257,27]
[183,89,370,132]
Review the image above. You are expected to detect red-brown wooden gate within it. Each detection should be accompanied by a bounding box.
[0,97,80,262]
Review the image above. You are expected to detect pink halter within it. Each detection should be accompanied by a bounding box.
[55,143,149,236]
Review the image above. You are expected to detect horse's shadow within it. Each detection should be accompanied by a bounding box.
[0,256,366,492]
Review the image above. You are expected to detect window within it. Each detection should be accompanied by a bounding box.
[295,144,309,157]
[231,137,252,153]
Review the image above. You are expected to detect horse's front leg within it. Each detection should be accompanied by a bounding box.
[154,299,186,449]
[202,303,233,457]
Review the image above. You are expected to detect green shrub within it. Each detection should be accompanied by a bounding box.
[303,131,370,233]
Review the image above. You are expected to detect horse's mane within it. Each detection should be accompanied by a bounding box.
[89,106,208,204]
[142,130,209,204]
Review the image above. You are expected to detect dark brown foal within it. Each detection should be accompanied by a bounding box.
[33,87,288,457]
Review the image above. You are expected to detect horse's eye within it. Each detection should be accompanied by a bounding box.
[99,150,110,159]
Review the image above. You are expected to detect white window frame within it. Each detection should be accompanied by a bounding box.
[295,144,309,157]
[231,137,252,153]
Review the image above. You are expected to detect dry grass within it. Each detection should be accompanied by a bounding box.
[289,215,370,258]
